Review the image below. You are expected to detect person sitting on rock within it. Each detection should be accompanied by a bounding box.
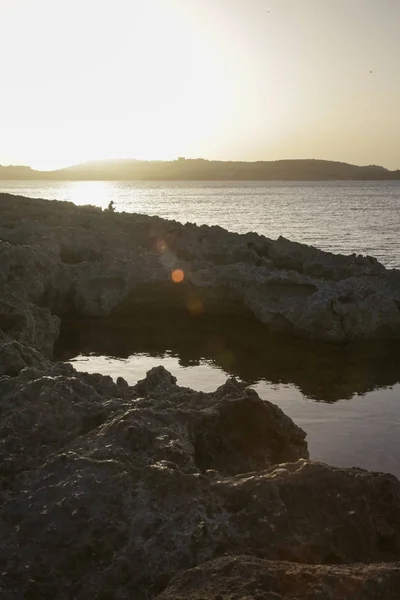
[108,200,115,213]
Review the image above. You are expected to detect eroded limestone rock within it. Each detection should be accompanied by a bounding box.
[1,193,400,351]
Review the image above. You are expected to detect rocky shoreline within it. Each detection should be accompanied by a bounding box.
[1,193,400,599]
[2,193,400,353]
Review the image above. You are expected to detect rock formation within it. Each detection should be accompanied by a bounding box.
[158,556,400,600]
[1,364,400,599]
[1,193,400,351]
[1,193,400,599]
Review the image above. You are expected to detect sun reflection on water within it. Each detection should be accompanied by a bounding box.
[67,181,115,209]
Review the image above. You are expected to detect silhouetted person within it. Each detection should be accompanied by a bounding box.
[108,200,115,212]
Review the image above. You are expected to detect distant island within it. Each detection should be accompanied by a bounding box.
[1,158,400,181]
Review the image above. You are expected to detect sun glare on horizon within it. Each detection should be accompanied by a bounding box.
[0,0,313,170]
[1,0,400,169]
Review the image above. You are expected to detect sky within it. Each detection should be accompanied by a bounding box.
[1,0,399,170]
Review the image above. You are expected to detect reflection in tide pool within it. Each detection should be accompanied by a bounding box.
[61,314,400,479]
[70,353,228,392]
[70,352,400,478]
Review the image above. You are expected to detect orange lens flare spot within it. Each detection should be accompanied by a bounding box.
[171,269,184,283]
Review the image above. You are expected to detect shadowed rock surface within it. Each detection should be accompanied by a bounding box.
[0,364,310,598]
[2,194,400,599]
[157,556,400,600]
[1,365,400,599]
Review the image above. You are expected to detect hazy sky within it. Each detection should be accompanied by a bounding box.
[1,0,399,170]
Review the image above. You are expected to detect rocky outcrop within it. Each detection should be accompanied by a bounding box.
[0,333,48,376]
[0,365,307,480]
[1,364,400,599]
[1,193,400,352]
[0,236,61,356]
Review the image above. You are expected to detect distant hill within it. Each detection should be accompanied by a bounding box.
[0,165,37,179]
[1,158,400,181]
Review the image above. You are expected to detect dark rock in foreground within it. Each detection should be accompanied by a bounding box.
[157,556,400,600]
[1,365,400,599]
[0,365,307,479]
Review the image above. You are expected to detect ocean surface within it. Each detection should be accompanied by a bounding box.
[3,180,400,476]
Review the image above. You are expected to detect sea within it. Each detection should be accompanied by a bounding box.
[2,179,400,476]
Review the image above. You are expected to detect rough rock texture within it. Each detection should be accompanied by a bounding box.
[0,333,48,376]
[0,236,60,355]
[157,556,400,600]
[2,194,400,599]
[1,193,400,352]
[1,365,400,599]
[0,365,307,480]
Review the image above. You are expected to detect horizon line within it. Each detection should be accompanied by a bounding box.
[1,157,399,172]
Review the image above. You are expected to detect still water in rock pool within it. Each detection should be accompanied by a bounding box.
[56,314,400,478]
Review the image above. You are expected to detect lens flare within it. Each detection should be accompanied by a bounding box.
[187,296,204,315]
[171,269,184,283]
[156,238,167,253]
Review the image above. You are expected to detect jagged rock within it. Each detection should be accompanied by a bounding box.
[0,240,61,355]
[0,335,48,376]
[0,364,307,484]
[1,366,400,599]
[157,555,400,600]
[135,365,177,396]
[188,379,307,475]
[1,193,400,349]
[268,235,387,279]
[0,363,131,478]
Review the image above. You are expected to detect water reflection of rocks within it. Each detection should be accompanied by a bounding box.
[56,311,400,403]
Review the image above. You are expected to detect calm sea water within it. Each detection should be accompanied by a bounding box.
[3,180,400,476]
